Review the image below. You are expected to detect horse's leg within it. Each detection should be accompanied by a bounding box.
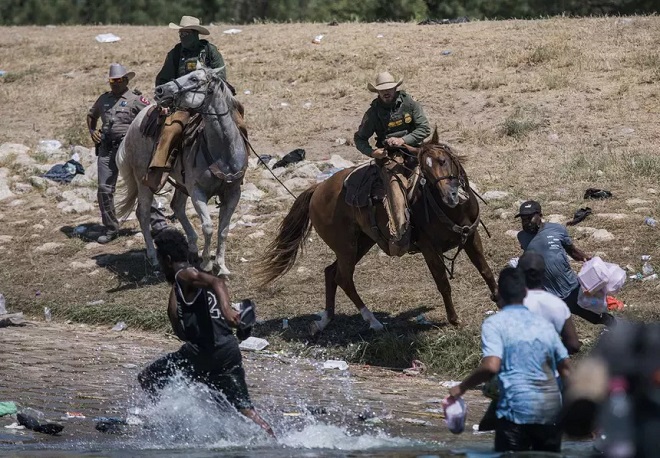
[213,183,240,276]
[190,186,214,272]
[311,234,379,334]
[170,189,198,256]
[136,186,158,266]
[418,239,459,325]
[463,231,498,301]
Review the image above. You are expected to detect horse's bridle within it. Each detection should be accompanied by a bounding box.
[171,68,225,111]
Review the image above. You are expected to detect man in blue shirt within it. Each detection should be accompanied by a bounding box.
[515,200,615,327]
[449,267,571,452]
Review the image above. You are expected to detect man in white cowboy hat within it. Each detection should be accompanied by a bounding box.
[354,71,430,159]
[144,15,229,193]
[87,63,168,244]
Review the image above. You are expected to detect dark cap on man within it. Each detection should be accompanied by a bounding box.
[515,200,542,218]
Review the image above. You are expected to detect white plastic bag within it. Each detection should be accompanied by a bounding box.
[577,288,608,314]
[442,396,467,434]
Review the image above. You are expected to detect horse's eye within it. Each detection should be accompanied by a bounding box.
[438,159,446,166]
[190,77,198,83]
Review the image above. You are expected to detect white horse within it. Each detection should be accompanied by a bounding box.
[116,66,247,274]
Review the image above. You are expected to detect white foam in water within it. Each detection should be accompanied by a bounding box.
[134,372,266,448]
[279,424,416,450]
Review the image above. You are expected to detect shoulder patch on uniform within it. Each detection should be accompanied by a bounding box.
[139,96,150,105]
[120,100,127,107]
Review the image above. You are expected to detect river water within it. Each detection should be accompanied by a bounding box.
[0,323,594,457]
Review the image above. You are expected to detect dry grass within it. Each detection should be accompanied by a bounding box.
[1,17,659,376]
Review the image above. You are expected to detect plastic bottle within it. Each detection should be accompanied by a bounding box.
[642,273,658,282]
[282,318,289,329]
[644,217,657,227]
[44,307,51,322]
[598,377,636,458]
[642,262,655,276]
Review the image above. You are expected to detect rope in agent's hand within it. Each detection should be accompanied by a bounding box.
[241,134,298,200]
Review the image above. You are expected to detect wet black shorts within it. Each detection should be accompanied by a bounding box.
[494,417,562,453]
[138,340,253,411]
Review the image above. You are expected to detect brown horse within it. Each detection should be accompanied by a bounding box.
[259,131,498,334]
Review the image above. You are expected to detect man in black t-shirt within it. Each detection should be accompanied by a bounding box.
[138,228,274,437]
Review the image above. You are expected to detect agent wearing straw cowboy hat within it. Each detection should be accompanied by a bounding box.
[144,16,228,192]
[354,72,430,159]
[87,64,168,244]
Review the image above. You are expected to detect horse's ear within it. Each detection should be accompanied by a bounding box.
[430,126,439,144]
[211,65,226,80]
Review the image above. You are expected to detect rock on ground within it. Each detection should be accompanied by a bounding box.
[482,190,510,201]
[0,168,15,201]
[34,242,65,253]
[590,229,614,242]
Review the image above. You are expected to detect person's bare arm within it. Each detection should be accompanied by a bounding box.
[449,356,501,398]
[240,408,275,438]
[560,317,582,355]
[565,243,591,262]
[86,114,102,144]
[176,268,240,327]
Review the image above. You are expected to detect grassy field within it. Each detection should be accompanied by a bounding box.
[0,17,659,377]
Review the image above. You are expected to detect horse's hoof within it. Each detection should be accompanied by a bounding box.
[215,265,231,276]
[309,321,322,336]
[369,321,384,332]
[448,317,461,327]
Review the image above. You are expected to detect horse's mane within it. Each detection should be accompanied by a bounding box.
[421,141,467,165]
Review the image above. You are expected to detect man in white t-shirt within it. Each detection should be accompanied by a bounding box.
[519,252,582,355]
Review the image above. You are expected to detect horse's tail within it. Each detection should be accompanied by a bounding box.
[115,137,139,219]
[257,184,318,285]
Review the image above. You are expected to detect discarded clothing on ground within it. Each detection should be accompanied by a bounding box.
[273,148,305,169]
[42,159,85,184]
[584,188,612,199]
[0,402,17,417]
[566,207,592,226]
[17,412,64,435]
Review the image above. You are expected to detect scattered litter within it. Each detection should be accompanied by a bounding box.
[364,417,383,425]
[62,412,85,419]
[323,360,349,370]
[606,296,625,311]
[4,422,24,430]
[280,102,290,107]
[258,154,273,165]
[0,293,6,315]
[238,336,269,351]
[0,401,17,417]
[485,310,495,315]
[566,207,592,226]
[442,396,467,434]
[38,139,62,153]
[303,102,312,109]
[282,318,289,329]
[642,274,658,282]
[243,90,251,95]
[376,34,384,38]
[44,307,51,322]
[312,34,324,44]
[641,255,651,261]
[306,406,327,415]
[415,314,432,325]
[644,217,657,228]
[95,33,121,43]
[95,417,126,434]
[402,417,431,426]
[439,381,461,388]
[642,261,655,276]
[403,359,427,376]
[0,312,25,327]
[508,257,519,268]
[111,321,126,332]
[223,28,242,34]
[73,225,87,236]
[120,363,138,369]
[239,257,248,263]
[316,167,344,183]
[273,149,306,169]
[584,188,612,199]
[441,50,452,55]
[0,70,6,77]
[17,412,64,435]
[42,159,85,184]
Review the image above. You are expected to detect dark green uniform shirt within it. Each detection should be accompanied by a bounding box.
[354,91,431,157]
[155,40,226,86]
[88,89,150,143]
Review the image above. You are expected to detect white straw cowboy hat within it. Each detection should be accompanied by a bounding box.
[169,16,210,35]
[367,72,403,93]
[108,63,135,81]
